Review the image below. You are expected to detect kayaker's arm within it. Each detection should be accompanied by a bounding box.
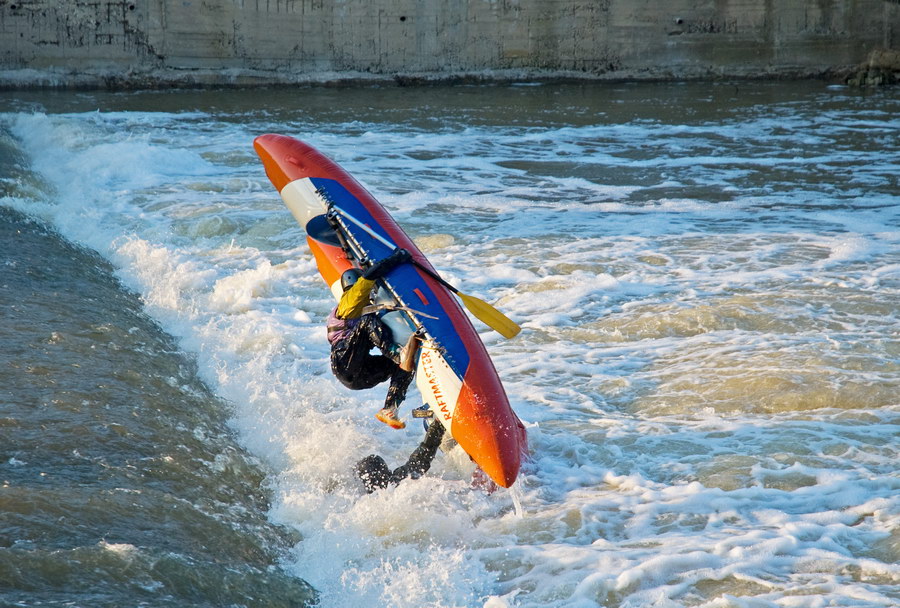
[335,248,411,320]
[336,277,376,319]
[356,421,446,493]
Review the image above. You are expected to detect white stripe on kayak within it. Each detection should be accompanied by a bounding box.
[280,178,325,229]
[416,341,462,434]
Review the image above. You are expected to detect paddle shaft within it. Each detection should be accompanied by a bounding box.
[329,205,521,338]
[329,206,458,291]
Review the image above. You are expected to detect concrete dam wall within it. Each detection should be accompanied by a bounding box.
[0,0,898,88]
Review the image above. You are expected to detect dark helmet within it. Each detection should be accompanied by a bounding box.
[340,268,362,292]
[356,454,391,493]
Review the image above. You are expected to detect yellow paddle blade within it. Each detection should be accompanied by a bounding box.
[458,292,521,339]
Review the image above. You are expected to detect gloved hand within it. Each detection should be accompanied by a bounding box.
[363,248,411,280]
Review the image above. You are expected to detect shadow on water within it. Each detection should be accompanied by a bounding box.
[0,206,316,606]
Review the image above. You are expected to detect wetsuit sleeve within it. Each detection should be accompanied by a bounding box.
[363,248,410,280]
[335,277,375,319]
[355,422,447,493]
[389,422,446,483]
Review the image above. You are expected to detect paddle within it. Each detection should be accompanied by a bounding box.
[328,206,521,339]
[409,259,521,339]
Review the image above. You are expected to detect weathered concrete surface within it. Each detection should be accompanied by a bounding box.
[0,0,897,88]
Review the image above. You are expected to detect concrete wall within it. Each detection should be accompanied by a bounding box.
[0,0,897,87]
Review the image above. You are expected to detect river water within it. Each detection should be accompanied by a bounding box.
[1,82,897,607]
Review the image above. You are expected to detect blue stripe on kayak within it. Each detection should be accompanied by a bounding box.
[310,177,471,377]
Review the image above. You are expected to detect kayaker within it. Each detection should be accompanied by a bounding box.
[355,419,500,493]
[327,248,419,429]
[355,419,446,492]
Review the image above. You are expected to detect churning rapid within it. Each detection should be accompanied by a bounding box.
[1,82,897,607]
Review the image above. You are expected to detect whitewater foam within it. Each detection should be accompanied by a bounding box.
[3,83,898,607]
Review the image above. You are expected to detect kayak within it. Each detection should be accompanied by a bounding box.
[253,134,527,488]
